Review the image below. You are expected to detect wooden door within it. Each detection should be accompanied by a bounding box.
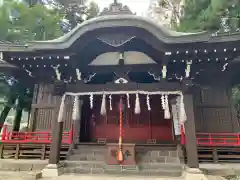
[92,95,173,143]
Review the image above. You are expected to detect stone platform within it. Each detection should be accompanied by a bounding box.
[0,159,47,171]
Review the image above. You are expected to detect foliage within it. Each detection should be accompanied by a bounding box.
[157,0,183,28]
[0,0,63,43]
[177,0,240,32]
[55,0,99,29]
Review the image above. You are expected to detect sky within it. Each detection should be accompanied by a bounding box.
[92,0,151,16]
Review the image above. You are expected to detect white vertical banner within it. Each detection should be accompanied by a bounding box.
[171,104,181,135]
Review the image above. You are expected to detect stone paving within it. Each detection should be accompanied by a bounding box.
[0,171,229,180]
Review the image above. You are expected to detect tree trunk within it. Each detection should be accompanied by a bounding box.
[12,107,23,132]
[13,96,25,132]
[0,96,16,131]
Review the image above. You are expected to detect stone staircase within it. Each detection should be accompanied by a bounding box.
[63,144,183,177]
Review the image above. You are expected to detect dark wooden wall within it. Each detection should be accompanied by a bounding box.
[29,84,73,131]
[193,85,240,133]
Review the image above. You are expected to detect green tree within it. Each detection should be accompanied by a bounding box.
[0,0,62,131]
[0,0,63,42]
[55,0,99,29]
[177,0,240,32]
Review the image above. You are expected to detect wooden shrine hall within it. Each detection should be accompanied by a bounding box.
[1,1,240,178]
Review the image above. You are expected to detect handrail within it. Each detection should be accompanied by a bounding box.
[0,125,73,144]
[180,129,240,146]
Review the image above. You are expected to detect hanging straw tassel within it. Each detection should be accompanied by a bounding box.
[57,95,66,122]
[100,94,106,115]
[134,93,141,114]
[161,94,165,110]
[126,93,130,108]
[146,94,151,111]
[179,95,187,124]
[72,96,80,121]
[164,95,171,119]
[89,94,93,109]
[109,95,112,111]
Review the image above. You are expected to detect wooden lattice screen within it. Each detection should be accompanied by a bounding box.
[29,84,73,131]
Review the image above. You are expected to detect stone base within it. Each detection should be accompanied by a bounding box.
[41,163,64,177]
[183,168,208,180]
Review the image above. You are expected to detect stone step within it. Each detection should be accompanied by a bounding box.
[138,163,183,171]
[64,161,183,177]
[64,161,105,168]
[68,153,105,161]
[72,147,105,154]
[64,167,182,177]
[72,149,105,155]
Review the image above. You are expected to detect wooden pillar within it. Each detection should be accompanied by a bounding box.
[183,93,199,168]
[48,95,64,165]
[49,121,63,164]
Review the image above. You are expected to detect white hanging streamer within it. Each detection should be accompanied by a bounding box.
[100,94,106,115]
[179,95,187,124]
[126,93,130,108]
[135,93,141,114]
[72,96,80,121]
[171,104,181,135]
[89,94,93,109]
[109,95,112,111]
[147,94,151,111]
[176,95,187,133]
[164,95,171,119]
[57,95,66,122]
[161,94,166,110]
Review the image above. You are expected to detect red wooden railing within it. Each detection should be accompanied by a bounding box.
[0,125,73,144]
[1,124,240,146]
[180,125,240,146]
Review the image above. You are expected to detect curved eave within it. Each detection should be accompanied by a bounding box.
[0,60,18,73]
[1,15,240,52]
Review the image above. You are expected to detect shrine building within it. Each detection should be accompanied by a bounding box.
[0,1,240,179]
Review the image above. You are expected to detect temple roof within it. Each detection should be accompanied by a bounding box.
[0,1,239,52]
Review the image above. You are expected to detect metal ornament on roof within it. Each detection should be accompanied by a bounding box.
[97,34,136,47]
[99,0,134,16]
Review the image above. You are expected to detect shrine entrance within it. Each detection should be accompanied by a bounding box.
[79,94,174,143]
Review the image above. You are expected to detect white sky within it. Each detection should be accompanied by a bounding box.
[91,0,150,16]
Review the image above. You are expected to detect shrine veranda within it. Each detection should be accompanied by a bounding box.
[0,1,240,176]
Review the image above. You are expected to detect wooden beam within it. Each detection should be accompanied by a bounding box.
[80,64,161,73]
[65,82,185,93]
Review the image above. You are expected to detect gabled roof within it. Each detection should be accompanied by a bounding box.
[0,0,239,53]
[0,15,239,52]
